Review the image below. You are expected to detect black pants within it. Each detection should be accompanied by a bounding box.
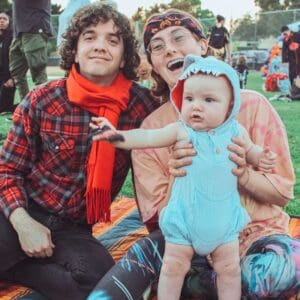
[0,82,15,113]
[0,202,115,300]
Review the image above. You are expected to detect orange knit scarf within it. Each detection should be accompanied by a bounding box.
[66,65,132,224]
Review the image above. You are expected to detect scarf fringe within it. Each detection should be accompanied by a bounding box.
[86,189,111,224]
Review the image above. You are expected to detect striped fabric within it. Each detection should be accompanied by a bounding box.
[0,197,299,299]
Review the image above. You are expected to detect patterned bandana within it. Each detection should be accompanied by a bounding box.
[143,10,206,52]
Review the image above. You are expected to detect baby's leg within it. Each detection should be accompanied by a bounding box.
[158,242,194,300]
[211,239,241,300]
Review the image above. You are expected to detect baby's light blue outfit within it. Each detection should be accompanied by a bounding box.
[159,55,250,255]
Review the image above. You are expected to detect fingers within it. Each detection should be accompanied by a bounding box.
[168,141,196,177]
[258,148,277,173]
[172,141,196,159]
[25,245,54,258]
[168,158,190,177]
[24,233,55,258]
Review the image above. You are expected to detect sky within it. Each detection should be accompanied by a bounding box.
[52,0,259,21]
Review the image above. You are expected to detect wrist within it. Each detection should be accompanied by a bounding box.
[238,168,250,188]
[9,207,31,232]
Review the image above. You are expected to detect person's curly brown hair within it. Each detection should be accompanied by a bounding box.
[59,4,140,80]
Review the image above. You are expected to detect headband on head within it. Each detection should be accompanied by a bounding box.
[171,55,240,123]
[143,10,206,52]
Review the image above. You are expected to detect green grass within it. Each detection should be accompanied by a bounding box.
[246,71,300,216]
[1,70,299,215]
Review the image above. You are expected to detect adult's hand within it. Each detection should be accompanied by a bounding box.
[9,207,55,258]
[4,78,14,88]
[228,136,249,186]
[168,140,196,177]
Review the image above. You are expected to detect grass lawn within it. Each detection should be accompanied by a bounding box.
[0,69,299,216]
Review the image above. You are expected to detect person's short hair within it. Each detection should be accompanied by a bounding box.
[216,15,225,22]
[59,3,140,80]
[281,25,290,33]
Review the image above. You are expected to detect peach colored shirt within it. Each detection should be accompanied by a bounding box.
[132,90,295,256]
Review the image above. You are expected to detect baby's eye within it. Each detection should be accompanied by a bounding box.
[185,96,193,102]
[205,98,215,103]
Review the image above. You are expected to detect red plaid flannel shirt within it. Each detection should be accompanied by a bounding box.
[0,79,159,222]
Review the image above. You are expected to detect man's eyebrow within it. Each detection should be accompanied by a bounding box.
[81,29,95,35]
[108,32,121,39]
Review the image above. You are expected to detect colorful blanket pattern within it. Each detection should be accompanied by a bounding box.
[0,197,299,300]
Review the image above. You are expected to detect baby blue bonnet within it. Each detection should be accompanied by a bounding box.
[171,55,241,126]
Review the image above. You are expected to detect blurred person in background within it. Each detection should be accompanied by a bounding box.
[9,0,53,100]
[281,25,300,86]
[208,14,231,64]
[0,11,15,114]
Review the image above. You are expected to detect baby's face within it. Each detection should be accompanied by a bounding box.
[181,73,232,131]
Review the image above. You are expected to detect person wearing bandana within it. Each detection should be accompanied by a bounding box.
[89,9,297,300]
[0,4,158,300]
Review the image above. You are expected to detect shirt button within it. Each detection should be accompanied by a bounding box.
[209,130,215,135]
[55,145,60,150]
[216,148,221,154]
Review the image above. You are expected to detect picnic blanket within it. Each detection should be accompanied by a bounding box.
[0,197,299,299]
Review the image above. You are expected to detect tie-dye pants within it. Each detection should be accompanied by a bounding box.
[88,230,300,300]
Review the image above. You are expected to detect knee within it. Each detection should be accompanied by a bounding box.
[214,256,241,279]
[161,255,191,277]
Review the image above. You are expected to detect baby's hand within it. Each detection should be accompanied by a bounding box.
[90,117,124,143]
[257,147,277,173]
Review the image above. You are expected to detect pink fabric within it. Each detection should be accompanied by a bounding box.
[132,90,295,255]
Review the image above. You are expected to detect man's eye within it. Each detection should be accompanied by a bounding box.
[108,38,119,45]
[83,35,93,41]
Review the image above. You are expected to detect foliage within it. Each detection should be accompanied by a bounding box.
[254,0,282,11]
[132,0,214,27]
[255,0,300,11]
[284,0,300,9]
[231,8,300,43]
[51,4,63,15]
[0,0,11,14]
[231,14,256,41]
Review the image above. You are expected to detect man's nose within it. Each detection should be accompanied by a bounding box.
[94,37,107,51]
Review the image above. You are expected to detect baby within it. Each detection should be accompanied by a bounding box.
[90,55,276,300]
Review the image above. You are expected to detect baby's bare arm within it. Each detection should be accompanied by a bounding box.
[90,117,184,150]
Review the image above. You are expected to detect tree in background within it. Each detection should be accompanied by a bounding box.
[132,0,214,42]
[231,0,300,46]
[52,4,63,15]
[231,15,256,42]
[0,0,12,14]
[255,0,300,11]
